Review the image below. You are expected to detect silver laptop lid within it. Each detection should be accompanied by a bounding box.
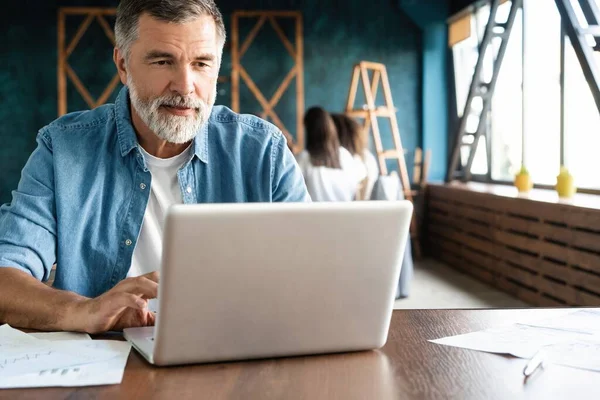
[153,201,412,365]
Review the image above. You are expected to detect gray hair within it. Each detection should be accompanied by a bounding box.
[115,0,226,62]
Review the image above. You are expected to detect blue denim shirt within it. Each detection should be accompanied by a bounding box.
[0,86,309,297]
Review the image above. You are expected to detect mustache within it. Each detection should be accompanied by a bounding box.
[154,96,204,110]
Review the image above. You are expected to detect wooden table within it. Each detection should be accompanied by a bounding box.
[3,308,600,399]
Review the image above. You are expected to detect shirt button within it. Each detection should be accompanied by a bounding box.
[140,183,146,190]
[186,187,192,194]
[125,239,133,246]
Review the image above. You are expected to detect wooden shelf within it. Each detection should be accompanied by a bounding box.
[446,181,600,211]
[426,183,600,307]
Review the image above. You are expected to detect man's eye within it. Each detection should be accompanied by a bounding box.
[195,62,209,68]
[153,60,170,66]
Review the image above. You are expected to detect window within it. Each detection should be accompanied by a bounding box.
[491,2,523,181]
[452,4,493,176]
[470,135,489,175]
[471,4,493,177]
[522,0,561,185]
[450,0,600,191]
[564,38,600,189]
[452,18,479,117]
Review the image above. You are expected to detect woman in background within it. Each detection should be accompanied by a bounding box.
[296,107,364,201]
[332,113,379,200]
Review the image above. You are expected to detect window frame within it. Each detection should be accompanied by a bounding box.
[450,0,600,195]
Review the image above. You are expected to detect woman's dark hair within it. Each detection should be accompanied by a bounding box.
[332,113,365,158]
[304,107,341,169]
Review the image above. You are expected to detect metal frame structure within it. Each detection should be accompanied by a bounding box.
[554,0,600,116]
[448,0,600,186]
[447,0,522,182]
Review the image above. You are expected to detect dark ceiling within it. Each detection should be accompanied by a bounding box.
[450,0,479,15]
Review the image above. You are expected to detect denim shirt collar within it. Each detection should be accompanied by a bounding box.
[114,86,209,163]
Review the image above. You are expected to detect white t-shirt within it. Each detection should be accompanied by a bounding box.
[128,144,193,278]
[353,150,379,200]
[296,147,366,202]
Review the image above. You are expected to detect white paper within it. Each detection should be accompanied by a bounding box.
[0,325,40,348]
[430,324,587,358]
[0,341,131,388]
[430,310,600,373]
[542,338,600,372]
[0,342,119,378]
[0,325,123,379]
[29,332,92,341]
[517,310,600,336]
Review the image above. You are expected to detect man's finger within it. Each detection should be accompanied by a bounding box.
[106,292,147,311]
[143,271,159,283]
[146,310,156,326]
[117,277,158,299]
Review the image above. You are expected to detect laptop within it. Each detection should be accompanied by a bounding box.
[124,201,413,366]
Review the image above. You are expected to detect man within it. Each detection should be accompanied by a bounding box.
[0,0,309,334]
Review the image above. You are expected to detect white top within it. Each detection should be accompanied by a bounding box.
[296,147,366,202]
[128,144,193,278]
[353,150,379,200]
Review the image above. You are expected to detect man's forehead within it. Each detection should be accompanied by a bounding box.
[136,13,217,45]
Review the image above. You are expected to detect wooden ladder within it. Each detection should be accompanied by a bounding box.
[345,61,422,258]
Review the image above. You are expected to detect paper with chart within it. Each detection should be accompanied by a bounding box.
[0,341,131,388]
[0,327,119,377]
[29,331,92,341]
[516,309,600,336]
[430,310,600,372]
[539,339,600,372]
[0,324,131,387]
[0,324,39,347]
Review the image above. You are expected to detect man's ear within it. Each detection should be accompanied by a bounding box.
[114,48,128,85]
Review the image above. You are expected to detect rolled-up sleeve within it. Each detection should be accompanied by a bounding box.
[270,131,311,203]
[0,129,57,281]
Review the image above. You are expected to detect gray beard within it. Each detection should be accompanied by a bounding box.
[127,76,216,144]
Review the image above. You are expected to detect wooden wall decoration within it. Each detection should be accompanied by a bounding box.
[57,7,119,116]
[231,11,305,153]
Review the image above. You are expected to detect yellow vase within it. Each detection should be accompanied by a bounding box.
[556,167,576,198]
[514,166,533,193]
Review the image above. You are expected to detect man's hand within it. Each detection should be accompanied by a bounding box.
[71,272,159,334]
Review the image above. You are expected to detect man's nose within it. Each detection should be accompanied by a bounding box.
[170,66,195,97]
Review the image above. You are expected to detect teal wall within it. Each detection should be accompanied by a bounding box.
[399,0,450,183]
[0,0,422,204]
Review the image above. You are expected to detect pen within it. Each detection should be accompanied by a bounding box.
[523,348,545,379]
